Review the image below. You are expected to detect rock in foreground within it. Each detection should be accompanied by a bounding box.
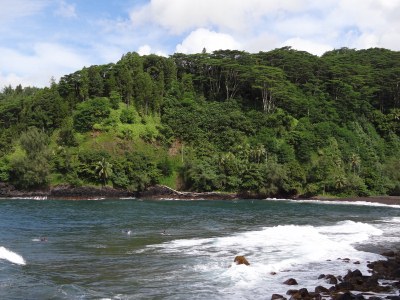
[234,255,250,266]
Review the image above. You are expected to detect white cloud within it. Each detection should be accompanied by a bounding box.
[55,0,77,18]
[176,28,241,54]
[2,0,400,88]
[0,0,48,23]
[282,38,333,56]
[131,0,400,54]
[0,72,26,88]
[130,0,310,35]
[138,45,152,56]
[0,43,90,87]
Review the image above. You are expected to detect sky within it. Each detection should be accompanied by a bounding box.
[1,0,400,88]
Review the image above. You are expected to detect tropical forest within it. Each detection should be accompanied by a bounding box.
[0,47,399,198]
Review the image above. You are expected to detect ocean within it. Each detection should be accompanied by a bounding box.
[0,198,399,299]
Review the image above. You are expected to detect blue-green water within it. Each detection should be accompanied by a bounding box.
[1,198,399,299]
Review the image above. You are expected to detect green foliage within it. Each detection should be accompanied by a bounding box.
[57,118,77,147]
[1,48,399,197]
[0,157,10,181]
[96,157,113,187]
[73,97,111,132]
[109,91,122,109]
[111,152,161,192]
[9,127,51,189]
[120,107,136,124]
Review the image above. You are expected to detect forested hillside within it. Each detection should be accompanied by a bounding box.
[0,47,399,197]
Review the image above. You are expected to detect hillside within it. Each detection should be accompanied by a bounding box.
[0,47,399,197]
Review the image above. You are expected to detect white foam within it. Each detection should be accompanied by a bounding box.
[0,246,26,265]
[10,196,47,200]
[143,220,386,297]
[286,199,400,209]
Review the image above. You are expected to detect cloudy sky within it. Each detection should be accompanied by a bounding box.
[1,0,399,88]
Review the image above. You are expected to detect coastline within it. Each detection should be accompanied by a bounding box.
[1,182,400,205]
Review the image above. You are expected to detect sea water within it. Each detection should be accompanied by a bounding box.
[0,198,399,299]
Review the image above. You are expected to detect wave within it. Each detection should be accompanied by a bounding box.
[141,220,385,296]
[10,196,48,200]
[0,246,26,265]
[285,199,400,208]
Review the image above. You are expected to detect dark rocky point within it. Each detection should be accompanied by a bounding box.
[273,251,400,300]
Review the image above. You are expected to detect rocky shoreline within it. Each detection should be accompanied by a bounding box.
[1,183,400,205]
[0,182,135,199]
[270,250,400,300]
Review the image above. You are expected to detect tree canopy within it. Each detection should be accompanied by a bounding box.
[0,47,399,197]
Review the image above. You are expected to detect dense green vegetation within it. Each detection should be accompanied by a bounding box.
[1,47,399,197]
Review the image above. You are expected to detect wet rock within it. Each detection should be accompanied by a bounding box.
[344,269,363,280]
[335,281,354,291]
[283,278,298,285]
[286,289,298,296]
[314,286,329,294]
[333,291,364,300]
[381,250,395,257]
[288,288,310,300]
[234,255,250,266]
[325,274,338,284]
[50,185,135,198]
[271,294,287,300]
[271,250,400,299]
[288,288,322,300]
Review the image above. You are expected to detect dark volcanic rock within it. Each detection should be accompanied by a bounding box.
[287,288,322,300]
[271,294,287,300]
[272,250,400,299]
[333,291,365,300]
[381,251,395,257]
[314,286,329,293]
[286,289,299,296]
[49,185,135,199]
[283,278,298,285]
[0,183,135,199]
[0,182,48,197]
[325,274,338,284]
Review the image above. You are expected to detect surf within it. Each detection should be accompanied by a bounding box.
[0,246,26,265]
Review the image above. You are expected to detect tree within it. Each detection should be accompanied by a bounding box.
[350,153,361,174]
[73,97,110,132]
[9,127,51,188]
[96,157,113,187]
[88,66,104,97]
[248,65,286,113]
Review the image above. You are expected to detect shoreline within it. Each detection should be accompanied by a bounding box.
[1,183,399,205]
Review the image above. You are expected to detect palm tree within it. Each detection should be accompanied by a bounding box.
[350,153,361,174]
[96,158,113,187]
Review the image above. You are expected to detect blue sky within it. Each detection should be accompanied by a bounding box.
[1,0,399,88]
